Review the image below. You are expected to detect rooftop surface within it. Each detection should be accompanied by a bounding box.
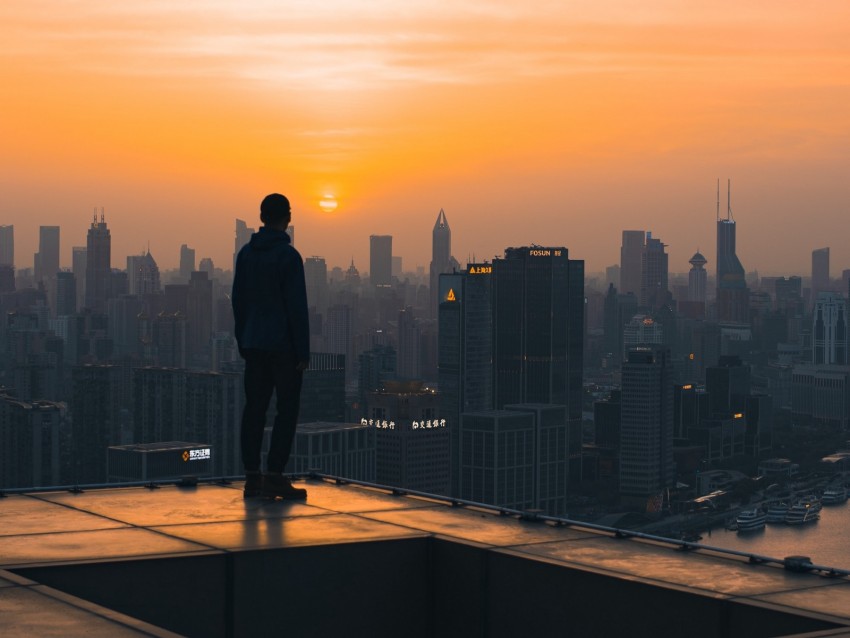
[2,478,850,637]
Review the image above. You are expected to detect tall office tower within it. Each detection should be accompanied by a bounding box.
[369,235,393,286]
[492,247,583,481]
[492,247,583,409]
[619,347,675,506]
[0,392,64,489]
[198,257,214,274]
[299,352,346,423]
[438,263,493,496]
[127,251,161,296]
[304,256,329,314]
[72,247,86,312]
[716,181,749,324]
[71,364,131,484]
[187,271,213,367]
[85,211,111,312]
[688,251,708,303]
[812,247,830,298]
[622,314,664,354]
[179,244,196,282]
[619,230,645,297]
[35,226,60,284]
[55,271,77,316]
[605,264,620,289]
[813,292,849,365]
[369,381,449,495]
[392,256,402,278]
[325,303,352,358]
[234,219,255,270]
[396,307,421,379]
[164,284,189,315]
[640,233,669,309]
[0,225,13,266]
[429,209,458,316]
[602,284,638,364]
[706,355,751,416]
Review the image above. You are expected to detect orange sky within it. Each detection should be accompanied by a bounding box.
[2,1,850,276]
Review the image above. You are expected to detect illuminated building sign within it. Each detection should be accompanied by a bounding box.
[733,413,744,419]
[182,448,211,462]
[468,265,492,275]
[446,288,457,302]
[682,384,693,390]
[528,249,563,257]
[361,418,447,430]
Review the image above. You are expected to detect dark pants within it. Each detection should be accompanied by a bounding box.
[240,349,303,473]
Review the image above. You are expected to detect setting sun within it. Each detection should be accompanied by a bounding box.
[319,196,338,213]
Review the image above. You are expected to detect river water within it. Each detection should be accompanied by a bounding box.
[700,501,850,569]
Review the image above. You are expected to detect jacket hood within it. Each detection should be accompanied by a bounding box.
[249,227,291,251]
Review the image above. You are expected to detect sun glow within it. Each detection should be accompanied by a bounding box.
[319,195,338,213]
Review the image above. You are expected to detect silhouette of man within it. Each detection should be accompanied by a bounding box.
[232,193,310,499]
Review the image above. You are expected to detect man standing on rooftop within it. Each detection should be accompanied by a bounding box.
[232,193,310,499]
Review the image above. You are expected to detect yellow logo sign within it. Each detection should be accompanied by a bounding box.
[446,288,456,302]
[182,450,189,462]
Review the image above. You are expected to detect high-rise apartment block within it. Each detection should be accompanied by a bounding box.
[0,392,64,489]
[369,235,393,286]
[282,421,375,481]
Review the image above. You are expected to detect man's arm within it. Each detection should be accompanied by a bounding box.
[283,251,310,367]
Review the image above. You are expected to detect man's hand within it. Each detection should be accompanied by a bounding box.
[296,359,310,371]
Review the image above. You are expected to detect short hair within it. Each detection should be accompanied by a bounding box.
[260,193,291,225]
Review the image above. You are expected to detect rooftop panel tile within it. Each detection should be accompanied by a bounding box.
[0,495,128,537]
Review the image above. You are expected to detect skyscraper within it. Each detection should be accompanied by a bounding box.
[813,292,848,365]
[438,263,493,496]
[369,235,392,286]
[187,271,213,366]
[812,247,830,298]
[179,244,196,282]
[716,181,749,324]
[35,226,60,284]
[688,251,708,303]
[85,211,111,312]
[127,251,161,296]
[619,230,645,297]
[55,271,77,317]
[640,233,668,309]
[429,209,458,316]
[0,225,13,266]
[234,219,254,270]
[619,347,675,506]
[492,247,584,480]
[304,256,329,314]
[72,247,86,312]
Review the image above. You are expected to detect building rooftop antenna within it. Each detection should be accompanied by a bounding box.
[716,179,720,221]
[727,178,733,221]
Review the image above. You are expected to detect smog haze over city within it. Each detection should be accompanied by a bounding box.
[3,0,850,274]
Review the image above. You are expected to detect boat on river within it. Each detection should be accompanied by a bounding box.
[821,486,848,505]
[736,509,766,532]
[765,502,789,523]
[785,500,820,525]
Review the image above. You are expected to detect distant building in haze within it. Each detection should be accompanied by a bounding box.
[619,230,645,297]
[179,244,195,282]
[716,181,749,325]
[85,211,112,312]
[688,250,708,304]
[370,235,393,286]
[0,225,13,266]
[72,247,86,312]
[234,219,254,271]
[35,225,60,285]
[812,247,830,299]
[127,251,161,296]
[640,233,669,310]
[429,209,458,317]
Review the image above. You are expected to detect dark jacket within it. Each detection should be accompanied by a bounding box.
[231,227,310,362]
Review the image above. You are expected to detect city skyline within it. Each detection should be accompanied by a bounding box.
[3,2,850,274]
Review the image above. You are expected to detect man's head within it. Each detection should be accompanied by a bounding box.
[260,193,291,228]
